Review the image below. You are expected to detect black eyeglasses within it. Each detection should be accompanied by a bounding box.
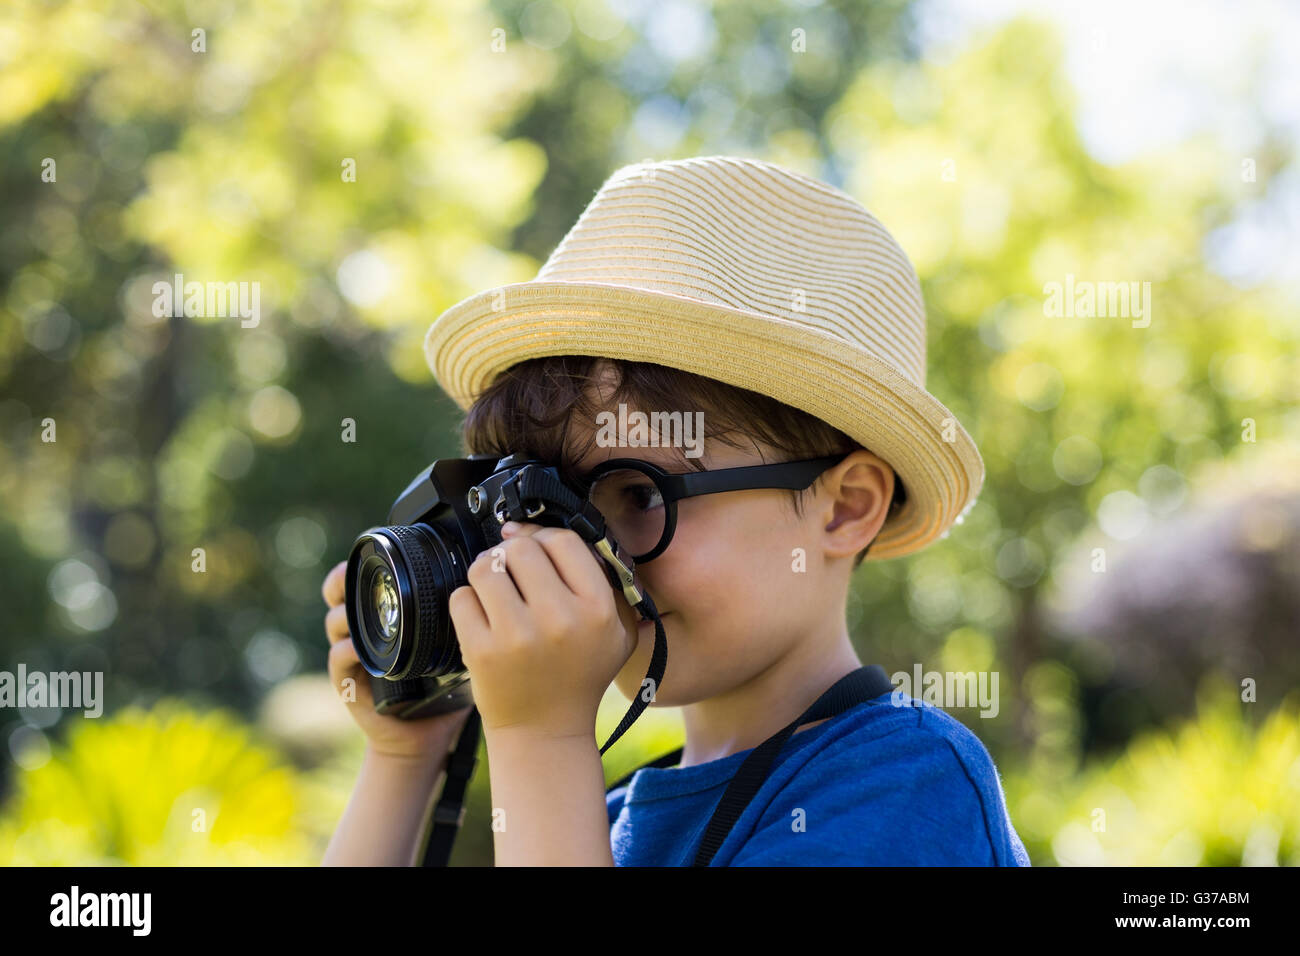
[573,452,853,562]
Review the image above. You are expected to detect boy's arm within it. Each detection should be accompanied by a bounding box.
[484,728,614,866]
[446,521,636,867]
[322,746,448,866]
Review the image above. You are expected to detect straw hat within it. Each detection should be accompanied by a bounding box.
[423,155,983,560]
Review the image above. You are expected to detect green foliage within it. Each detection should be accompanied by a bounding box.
[0,700,323,865]
[1005,681,1300,866]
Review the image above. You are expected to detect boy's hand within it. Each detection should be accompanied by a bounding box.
[322,560,474,761]
[448,521,640,739]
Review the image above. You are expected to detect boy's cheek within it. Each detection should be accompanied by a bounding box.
[609,662,638,705]
[613,635,661,698]
[613,615,686,703]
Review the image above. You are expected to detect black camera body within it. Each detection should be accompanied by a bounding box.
[344,452,642,720]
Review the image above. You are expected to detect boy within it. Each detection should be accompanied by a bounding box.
[322,156,1029,866]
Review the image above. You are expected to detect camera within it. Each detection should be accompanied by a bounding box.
[344,452,655,721]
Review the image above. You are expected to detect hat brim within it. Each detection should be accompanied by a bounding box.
[424,280,984,561]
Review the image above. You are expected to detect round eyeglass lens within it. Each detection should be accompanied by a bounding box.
[586,468,666,558]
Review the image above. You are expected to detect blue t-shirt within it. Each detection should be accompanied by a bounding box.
[606,690,1031,866]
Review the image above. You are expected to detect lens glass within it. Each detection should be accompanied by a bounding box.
[372,567,400,639]
[586,467,665,558]
[359,555,402,655]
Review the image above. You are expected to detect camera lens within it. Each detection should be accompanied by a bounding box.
[345,524,468,681]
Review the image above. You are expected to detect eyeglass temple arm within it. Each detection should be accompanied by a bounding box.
[657,454,849,501]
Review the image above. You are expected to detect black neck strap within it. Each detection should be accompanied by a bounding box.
[606,664,897,866]
[420,705,481,866]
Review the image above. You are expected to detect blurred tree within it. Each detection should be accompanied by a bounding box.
[1047,480,1300,750]
[488,0,918,258]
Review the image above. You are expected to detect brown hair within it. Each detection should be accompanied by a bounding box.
[457,356,906,569]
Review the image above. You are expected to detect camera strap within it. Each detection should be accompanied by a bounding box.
[605,664,897,866]
[420,704,481,867]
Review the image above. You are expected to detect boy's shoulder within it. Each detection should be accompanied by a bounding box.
[819,689,1005,771]
[785,689,1003,794]
[730,690,1031,866]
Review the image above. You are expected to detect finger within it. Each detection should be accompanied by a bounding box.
[328,633,359,670]
[327,638,366,702]
[499,520,538,537]
[448,583,489,638]
[504,523,607,600]
[529,527,611,602]
[497,534,574,609]
[465,548,528,633]
[325,603,350,644]
[322,560,347,607]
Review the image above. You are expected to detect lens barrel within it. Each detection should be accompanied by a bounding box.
[345,523,467,681]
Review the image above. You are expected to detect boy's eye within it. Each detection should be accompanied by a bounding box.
[595,470,665,509]
[585,469,668,557]
[588,470,663,513]
[623,480,662,512]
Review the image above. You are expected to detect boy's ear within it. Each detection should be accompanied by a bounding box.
[819,451,894,560]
